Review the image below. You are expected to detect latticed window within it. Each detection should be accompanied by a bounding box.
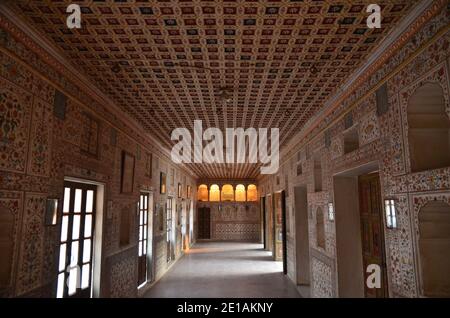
[138,193,149,286]
[57,182,96,298]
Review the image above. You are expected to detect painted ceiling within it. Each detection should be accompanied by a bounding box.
[10,0,419,178]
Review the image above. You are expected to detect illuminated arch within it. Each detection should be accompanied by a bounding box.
[197,184,208,201]
[209,184,220,202]
[221,184,234,202]
[235,184,246,202]
[247,184,258,201]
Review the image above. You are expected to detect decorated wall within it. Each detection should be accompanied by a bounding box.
[0,19,196,297]
[259,7,450,298]
[197,202,260,242]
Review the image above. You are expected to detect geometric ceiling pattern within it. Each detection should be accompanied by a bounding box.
[11,0,418,179]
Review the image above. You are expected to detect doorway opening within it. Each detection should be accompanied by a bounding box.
[266,194,273,252]
[294,185,310,288]
[57,178,104,298]
[333,162,388,298]
[197,207,211,240]
[261,196,267,249]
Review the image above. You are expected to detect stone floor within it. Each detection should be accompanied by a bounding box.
[143,241,301,298]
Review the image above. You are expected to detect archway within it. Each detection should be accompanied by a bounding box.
[197,184,209,201]
[247,184,258,201]
[235,184,246,202]
[221,184,234,201]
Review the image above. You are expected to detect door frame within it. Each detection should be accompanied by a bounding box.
[137,190,154,287]
[281,190,288,275]
[333,161,390,297]
[293,184,310,286]
[358,172,389,298]
[272,191,287,273]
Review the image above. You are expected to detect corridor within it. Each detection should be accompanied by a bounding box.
[0,0,449,300]
[144,242,300,298]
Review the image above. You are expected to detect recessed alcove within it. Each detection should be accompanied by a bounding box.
[316,207,325,249]
[407,82,450,172]
[418,200,450,297]
[313,157,323,192]
[343,128,360,154]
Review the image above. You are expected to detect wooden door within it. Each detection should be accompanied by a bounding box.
[358,173,388,298]
[197,207,211,239]
[273,192,284,262]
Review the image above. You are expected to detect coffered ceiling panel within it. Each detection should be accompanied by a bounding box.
[9,0,418,179]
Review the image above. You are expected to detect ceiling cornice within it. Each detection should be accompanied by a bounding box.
[0,2,198,179]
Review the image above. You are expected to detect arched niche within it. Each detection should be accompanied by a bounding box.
[314,157,323,192]
[197,184,208,201]
[418,200,450,297]
[247,184,258,201]
[209,184,220,202]
[407,82,450,172]
[316,207,325,249]
[235,184,246,202]
[221,184,234,201]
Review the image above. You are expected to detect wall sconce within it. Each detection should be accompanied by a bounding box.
[384,199,397,229]
[218,204,222,213]
[45,198,59,226]
[327,202,335,221]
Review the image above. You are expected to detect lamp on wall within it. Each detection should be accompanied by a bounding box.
[384,199,398,229]
[327,202,335,222]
